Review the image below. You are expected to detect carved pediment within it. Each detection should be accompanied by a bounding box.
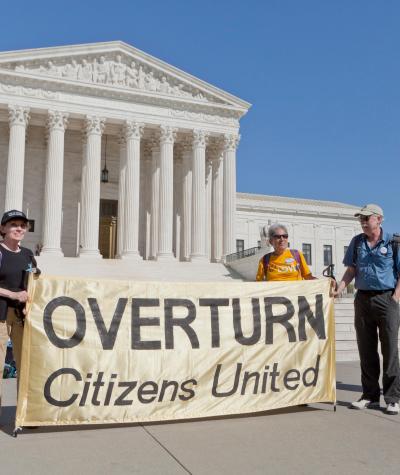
[0,51,224,105]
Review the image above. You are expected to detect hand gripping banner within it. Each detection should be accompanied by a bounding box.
[16,277,335,427]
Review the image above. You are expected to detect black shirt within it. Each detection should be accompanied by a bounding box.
[0,244,36,319]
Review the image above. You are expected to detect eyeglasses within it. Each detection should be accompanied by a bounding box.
[358,215,374,222]
[8,222,28,229]
[272,234,288,240]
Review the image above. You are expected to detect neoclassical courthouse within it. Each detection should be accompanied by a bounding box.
[0,41,359,280]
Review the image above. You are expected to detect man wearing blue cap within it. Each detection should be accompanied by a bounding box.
[334,204,400,414]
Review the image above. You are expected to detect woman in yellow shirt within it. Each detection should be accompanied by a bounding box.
[256,224,316,281]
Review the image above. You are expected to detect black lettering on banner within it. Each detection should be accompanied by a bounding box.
[212,363,241,397]
[164,299,199,349]
[91,372,105,406]
[132,298,161,350]
[269,362,280,392]
[88,298,128,350]
[298,295,326,341]
[303,355,320,387]
[138,381,159,404]
[44,368,82,407]
[241,370,260,395]
[114,381,138,406]
[264,297,296,344]
[233,298,261,345]
[79,373,92,406]
[283,369,301,390]
[158,380,179,402]
[43,297,86,348]
[199,298,229,348]
[104,374,117,406]
[179,379,197,401]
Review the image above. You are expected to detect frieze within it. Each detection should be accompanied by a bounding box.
[0,82,59,100]
[8,54,221,104]
[169,109,238,126]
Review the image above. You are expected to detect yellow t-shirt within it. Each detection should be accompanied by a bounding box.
[256,249,311,281]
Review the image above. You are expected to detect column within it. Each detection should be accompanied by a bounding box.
[149,135,160,260]
[5,105,30,211]
[79,116,105,258]
[205,156,212,260]
[121,121,143,259]
[190,129,208,262]
[222,134,240,258]
[41,110,69,256]
[173,147,182,260]
[116,132,126,257]
[141,142,152,260]
[211,145,224,262]
[157,125,177,260]
[180,139,192,261]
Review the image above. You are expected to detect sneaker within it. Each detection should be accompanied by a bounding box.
[350,398,380,410]
[386,403,399,415]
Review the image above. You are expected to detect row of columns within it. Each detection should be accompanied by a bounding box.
[3,104,239,262]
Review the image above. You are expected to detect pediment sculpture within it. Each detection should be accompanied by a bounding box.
[12,54,216,103]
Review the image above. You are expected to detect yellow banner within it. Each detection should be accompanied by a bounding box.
[16,277,335,427]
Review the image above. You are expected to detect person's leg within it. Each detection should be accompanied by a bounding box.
[0,320,10,412]
[6,309,24,383]
[354,292,381,402]
[377,293,400,404]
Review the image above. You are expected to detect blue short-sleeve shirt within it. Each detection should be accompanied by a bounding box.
[343,230,400,290]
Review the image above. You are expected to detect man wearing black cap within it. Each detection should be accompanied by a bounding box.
[334,204,400,414]
[0,209,38,408]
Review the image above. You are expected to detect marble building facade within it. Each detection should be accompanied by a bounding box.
[0,41,249,263]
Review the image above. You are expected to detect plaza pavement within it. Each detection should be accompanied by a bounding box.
[0,361,398,475]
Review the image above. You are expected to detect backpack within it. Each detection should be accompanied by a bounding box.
[352,233,400,265]
[263,249,302,280]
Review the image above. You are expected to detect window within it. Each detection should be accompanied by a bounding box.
[323,245,333,266]
[344,246,349,258]
[302,243,312,265]
[28,219,35,232]
[236,239,244,253]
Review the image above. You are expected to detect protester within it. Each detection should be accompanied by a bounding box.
[0,210,38,407]
[333,204,400,415]
[256,223,316,281]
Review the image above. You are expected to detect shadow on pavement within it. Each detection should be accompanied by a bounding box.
[336,382,362,392]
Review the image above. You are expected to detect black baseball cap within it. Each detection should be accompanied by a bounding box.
[1,210,29,225]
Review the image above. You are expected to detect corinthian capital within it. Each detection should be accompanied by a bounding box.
[85,116,106,135]
[192,129,209,148]
[8,105,30,127]
[46,110,69,132]
[124,120,144,140]
[223,133,240,152]
[160,125,177,144]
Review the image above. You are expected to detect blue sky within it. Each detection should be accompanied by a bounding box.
[1,0,399,233]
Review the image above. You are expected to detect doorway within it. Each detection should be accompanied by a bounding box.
[99,199,118,258]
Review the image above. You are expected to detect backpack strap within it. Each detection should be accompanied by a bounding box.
[390,234,399,267]
[352,234,363,266]
[290,249,301,271]
[263,252,273,280]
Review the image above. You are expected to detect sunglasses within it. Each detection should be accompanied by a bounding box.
[358,215,375,222]
[273,234,288,240]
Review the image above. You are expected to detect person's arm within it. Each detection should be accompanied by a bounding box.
[392,279,400,303]
[299,251,316,279]
[392,242,400,302]
[0,287,28,303]
[333,267,356,297]
[256,258,265,281]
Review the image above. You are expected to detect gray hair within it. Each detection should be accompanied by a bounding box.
[268,223,288,240]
